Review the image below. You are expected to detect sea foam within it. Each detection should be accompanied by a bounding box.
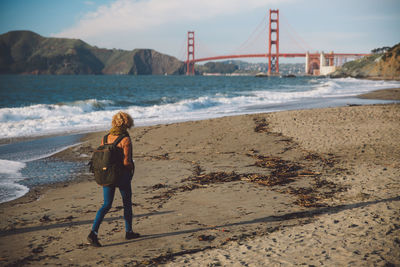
[0,159,26,176]
[0,77,399,140]
[0,159,29,203]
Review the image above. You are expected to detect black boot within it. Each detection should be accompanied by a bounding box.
[125,231,141,240]
[87,231,102,247]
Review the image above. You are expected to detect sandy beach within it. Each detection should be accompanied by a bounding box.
[0,89,399,266]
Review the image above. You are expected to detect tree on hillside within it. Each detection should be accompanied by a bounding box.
[204,62,238,73]
[371,46,391,54]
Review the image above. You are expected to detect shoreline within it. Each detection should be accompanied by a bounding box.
[1,86,399,146]
[358,88,400,100]
[0,89,399,266]
[1,86,399,212]
[365,76,400,81]
[2,77,400,146]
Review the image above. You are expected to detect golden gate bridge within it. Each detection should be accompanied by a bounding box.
[185,9,370,76]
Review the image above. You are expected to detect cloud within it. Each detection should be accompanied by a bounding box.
[84,1,95,5]
[54,0,290,41]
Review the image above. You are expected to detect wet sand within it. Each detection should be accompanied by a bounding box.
[359,88,400,100]
[0,89,399,266]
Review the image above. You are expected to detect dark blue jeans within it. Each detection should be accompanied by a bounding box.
[92,171,133,233]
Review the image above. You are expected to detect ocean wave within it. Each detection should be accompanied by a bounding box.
[0,182,29,203]
[57,99,116,111]
[249,80,336,101]
[0,159,28,203]
[0,99,116,123]
[1,77,399,139]
[321,77,400,97]
[0,159,26,177]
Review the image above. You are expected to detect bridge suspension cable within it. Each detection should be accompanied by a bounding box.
[196,35,219,59]
[230,13,268,55]
[280,13,314,52]
[177,37,187,61]
[185,9,370,76]
[280,22,307,53]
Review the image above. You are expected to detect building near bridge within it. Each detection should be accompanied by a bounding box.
[306,52,337,76]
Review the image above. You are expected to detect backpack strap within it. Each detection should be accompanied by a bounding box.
[112,133,128,147]
[113,134,128,146]
[103,133,128,146]
[103,134,110,145]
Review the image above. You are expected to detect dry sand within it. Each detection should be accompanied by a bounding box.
[0,89,399,266]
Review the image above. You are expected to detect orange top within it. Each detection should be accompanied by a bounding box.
[101,134,133,171]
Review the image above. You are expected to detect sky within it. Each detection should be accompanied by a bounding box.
[1,0,399,63]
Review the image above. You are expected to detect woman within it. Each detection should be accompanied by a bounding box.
[88,111,140,247]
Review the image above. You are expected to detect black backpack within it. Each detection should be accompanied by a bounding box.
[89,134,127,186]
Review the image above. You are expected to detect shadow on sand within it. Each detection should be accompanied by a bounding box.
[0,210,174,237]
[105,195,400,247]
[1,196,398,244]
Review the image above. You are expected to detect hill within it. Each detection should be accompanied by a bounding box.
[196,60,305,75]
[330,43,400,79]
[0,31,185,75]
[219,60,305,74]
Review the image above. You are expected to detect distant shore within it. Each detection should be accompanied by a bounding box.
[0,88,399,266]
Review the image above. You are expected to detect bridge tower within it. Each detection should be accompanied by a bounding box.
[186,31,195,75]
[268,9,279,75]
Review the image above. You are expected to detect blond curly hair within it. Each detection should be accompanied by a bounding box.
[112,111,134,129]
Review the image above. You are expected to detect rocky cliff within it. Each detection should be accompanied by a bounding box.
[0,31,185,75]
[330,43,400,79]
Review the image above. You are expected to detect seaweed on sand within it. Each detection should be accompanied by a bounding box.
[149,151,345,209]
[253,117,269,133]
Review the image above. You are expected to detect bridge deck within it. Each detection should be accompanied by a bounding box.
[191,53,370,63]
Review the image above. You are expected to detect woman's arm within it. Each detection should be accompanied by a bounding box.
[121,137,134,171]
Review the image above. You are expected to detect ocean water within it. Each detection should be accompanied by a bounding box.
[0,134,85,203]
[0,74,399,203]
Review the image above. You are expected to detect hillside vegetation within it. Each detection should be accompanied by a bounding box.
[330,43,400,79]
[0,31,185,75]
